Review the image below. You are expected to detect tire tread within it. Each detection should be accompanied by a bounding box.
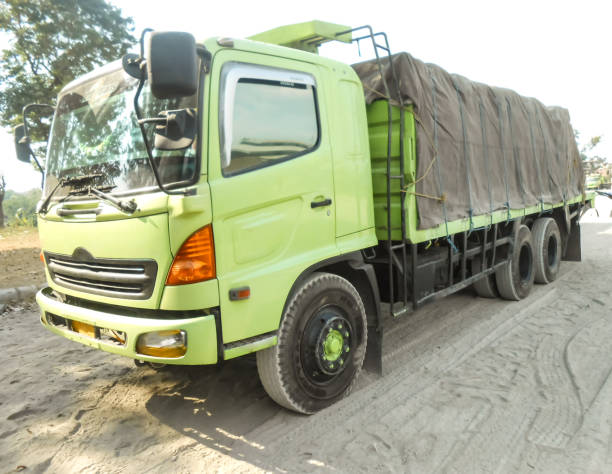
[256,273,367,414]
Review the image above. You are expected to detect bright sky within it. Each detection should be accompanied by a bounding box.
[1,0,610,191]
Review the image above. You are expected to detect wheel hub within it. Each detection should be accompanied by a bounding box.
[314,316,352,375]
[323,329,344,361]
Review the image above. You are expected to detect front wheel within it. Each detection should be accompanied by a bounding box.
[256,273,367,414]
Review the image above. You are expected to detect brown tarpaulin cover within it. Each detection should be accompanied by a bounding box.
[353,53,584,230]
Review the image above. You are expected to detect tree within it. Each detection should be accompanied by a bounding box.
[3,187,42,226]
[579,134,603,161]
[0,0,135,223]
[0,0,136,139]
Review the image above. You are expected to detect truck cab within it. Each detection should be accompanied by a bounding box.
[30,22,379,413]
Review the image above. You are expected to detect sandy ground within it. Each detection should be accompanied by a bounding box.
[0,227,45,288]
[0,196,611,473]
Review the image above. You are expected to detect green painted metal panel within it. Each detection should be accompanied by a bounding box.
[332,77,376,237]
[223,335,277,360]
[247,20,352,53]
[207,48,338,344]
[39,210,173,309]
[159,279,219,311]
[37,290,218,365]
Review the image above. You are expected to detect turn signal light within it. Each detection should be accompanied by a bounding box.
[166,224,216,285]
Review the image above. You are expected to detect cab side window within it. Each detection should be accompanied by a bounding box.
[220,63,319,176]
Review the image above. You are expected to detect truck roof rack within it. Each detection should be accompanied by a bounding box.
[247,20,352,54]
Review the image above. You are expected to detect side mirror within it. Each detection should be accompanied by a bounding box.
[146,31,197,99]
[154,108,196,150]
[13,124,32,163]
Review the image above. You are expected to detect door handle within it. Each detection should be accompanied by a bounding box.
[310,198,332,209]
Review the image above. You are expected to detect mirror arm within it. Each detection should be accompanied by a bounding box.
[22,103,55,137]
[138,116,170,126]
[17,135,44,186]
[140,28,154,59]
[196,45,212,73]
[21,103,55,188]
[133,73,188,196]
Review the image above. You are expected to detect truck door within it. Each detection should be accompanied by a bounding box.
[208,51,336,345]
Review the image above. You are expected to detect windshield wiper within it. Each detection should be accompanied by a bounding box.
[38,173,104,215]
[38,173,138,216]
[87,186,138,214]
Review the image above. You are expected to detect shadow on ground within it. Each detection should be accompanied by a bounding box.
[144,356,302,470]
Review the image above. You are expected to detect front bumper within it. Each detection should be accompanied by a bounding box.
[36,288,218,365]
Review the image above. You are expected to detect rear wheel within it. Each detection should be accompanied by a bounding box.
[495,225,535,300]
[256,273,367,414]
[532,217,562,284]
[471,255,499,298]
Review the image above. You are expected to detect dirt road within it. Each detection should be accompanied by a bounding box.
[1,203,611,473]
[0,227,44,289]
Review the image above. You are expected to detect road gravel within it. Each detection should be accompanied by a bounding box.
[0,198,611,473]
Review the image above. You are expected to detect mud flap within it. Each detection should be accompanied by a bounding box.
[363,324,383,375]
[563,220,582,262]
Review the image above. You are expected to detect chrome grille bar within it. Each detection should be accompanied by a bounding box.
[44,251,157,300]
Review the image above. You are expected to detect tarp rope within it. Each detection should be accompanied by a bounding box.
[527,107,545,212]
[361,82,442,195]
[478,101,494,228]
[496,100,512,222]
[505,99,527,209]
[430,71,458,252]
[535,107,555,211]
[452,78,475,235]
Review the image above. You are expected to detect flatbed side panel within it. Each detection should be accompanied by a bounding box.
[367,100,588,243]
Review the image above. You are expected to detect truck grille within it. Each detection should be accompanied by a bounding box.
[44,250,158,300]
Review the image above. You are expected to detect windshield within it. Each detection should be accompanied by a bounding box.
[44,62,199,198]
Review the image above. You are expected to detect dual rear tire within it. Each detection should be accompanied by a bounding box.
[531,217,562,284]
[495,225,535,300]
[476,218,562,301]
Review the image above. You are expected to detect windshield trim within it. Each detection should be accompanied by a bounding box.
[43,56,206,201]
[43,180,199,205]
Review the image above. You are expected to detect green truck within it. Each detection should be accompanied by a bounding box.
[13,21,590,414]
[586,174,605,190]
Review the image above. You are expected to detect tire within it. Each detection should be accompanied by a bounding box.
[471,255,499,298]
[256,273,367,414]
[495,225,535,301]
[532,217,562,284]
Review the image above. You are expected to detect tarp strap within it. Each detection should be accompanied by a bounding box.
[478,101,494,228]
[558,151,567,202]
[505,99,527,208]
[429,69,456,253]
[563,124,574,201]
[496,101,512,222]
[527,107,545,212]
[535,108,555,211]
[452,78,475,235]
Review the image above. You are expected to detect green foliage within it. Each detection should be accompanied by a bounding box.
[0,0,136,141]
[3,187,42,226]
[575,130,605,162]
